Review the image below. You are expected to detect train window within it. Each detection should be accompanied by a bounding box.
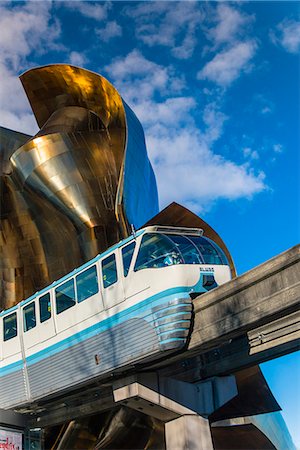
[55,279,76,314]
[23,302,36,332]
[3,312,17,341]
[205,237,229,265]
[76,265,99,302]
[121,242,136,277]
[134,233,183,271]
[102,254,117,288]
[39,293,51,323]
[166,235,203,265]
[188,236,223,265]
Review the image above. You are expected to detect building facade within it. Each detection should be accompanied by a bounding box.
[0,64,158,310]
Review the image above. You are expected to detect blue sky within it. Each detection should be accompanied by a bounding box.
[0,0,299,446]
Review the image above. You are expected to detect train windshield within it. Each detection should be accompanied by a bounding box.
[134,232,228,271]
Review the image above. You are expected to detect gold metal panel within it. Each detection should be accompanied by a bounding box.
[1,66,129,310]
[20,64,125,131]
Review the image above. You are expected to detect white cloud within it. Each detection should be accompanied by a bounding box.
[0,2,63,135]
[105,51,265,211]
[261,106,272,115]
[96,21,122,42]
[198,41,257,87]
[243,147,259,160]
[208,4,254,46]
[69,51,88,67]
[104,50,185,103]
[147,127,265,209]
[133,97,196,127]
[273,144,283,153]
[270,19,300,54]
[0,109,36,136]
[0,2,62,71]
[65,1,110,21]
[125,1,204,60]
[202,102,228,143]
[0,81,37,133]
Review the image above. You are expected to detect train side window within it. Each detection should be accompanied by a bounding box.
[102,254,117,288]
[121,242,136,277]
[23,302,36,332]
[55,279,76,314]
[76,265,99,302]
[39,293,51,323]
[3,312,17,341]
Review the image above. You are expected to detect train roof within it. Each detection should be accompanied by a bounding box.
[0,225,205,316]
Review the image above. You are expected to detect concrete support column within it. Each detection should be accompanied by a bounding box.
[165,415,213,450]
[113,373,237,449]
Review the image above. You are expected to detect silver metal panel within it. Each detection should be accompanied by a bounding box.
[152,297,193,350]
[0,369,27,409]
[27,318,159,400]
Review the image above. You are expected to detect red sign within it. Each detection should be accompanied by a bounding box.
[0,430,22,450]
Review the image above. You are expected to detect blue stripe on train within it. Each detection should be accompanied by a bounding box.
[0,286,192,377]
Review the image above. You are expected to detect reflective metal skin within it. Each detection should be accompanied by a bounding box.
[0,65,158,310]
[45,407,165,450]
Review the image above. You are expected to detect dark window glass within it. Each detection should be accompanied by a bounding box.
[166,234,203,265]
[134,233,183,271]
[76,265,99,303]
[102,254,117,288]
[189,236,223,265]
[55,279,76,314]
[3,312,17,341]
[23,302,36,332]
[39,293,51,323]
[205,237,229,265]
[122,242,136,277]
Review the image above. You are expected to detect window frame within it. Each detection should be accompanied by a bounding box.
[55,277,76,315]
[75,264,99,303]
[121,241,136,277]
[39,292,52,324]
[101,253,118,288]
[23,301,37,332]
[3,311,18,341]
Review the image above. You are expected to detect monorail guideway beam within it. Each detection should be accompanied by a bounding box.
[154,243,300,381]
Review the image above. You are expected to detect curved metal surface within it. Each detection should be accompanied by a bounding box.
[0,65,158,310]
[46,408,165,450]
[19,64,125,130]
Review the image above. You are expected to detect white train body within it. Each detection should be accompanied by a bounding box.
[0,226,231,409]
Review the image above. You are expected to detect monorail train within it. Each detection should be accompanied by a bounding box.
[0,226,231,409]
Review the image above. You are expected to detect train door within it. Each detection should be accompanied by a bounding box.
[119,239,149,301]
[100,251,124,309]
[22,293,56,352]
[121,236,152,302]
[1,310,22,360]
[22,300,40,351]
